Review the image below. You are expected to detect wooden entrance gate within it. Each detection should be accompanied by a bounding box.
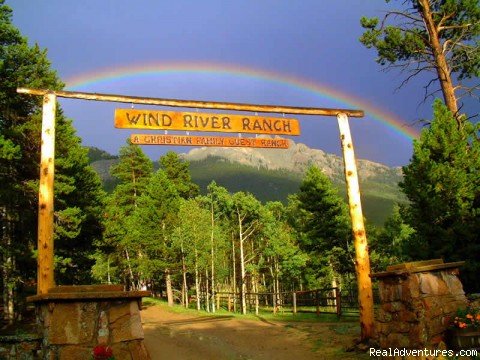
[17,87,375,340]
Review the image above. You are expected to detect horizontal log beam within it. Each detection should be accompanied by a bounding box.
[17,88,364,117]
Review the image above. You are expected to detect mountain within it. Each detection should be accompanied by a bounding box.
[88,139,406,225]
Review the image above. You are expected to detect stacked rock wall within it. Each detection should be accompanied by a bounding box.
[373,260,467,349]
[27,285,151,360]
[36,299,149,359]
[0,334,42,359]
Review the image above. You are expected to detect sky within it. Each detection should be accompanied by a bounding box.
[8,0,472,167]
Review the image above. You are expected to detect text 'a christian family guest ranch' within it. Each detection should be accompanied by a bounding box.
[130,134,290,148]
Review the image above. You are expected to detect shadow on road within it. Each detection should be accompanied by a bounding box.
[150,315,234,326]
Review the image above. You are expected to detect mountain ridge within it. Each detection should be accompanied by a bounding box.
[180,137,402,182]
[88,140,406,225]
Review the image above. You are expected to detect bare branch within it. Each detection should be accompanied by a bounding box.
[437,11,456,30]
[439,23,473,32]
[385,10,424,23]
[242,221,258,241]
[421,77,443,104]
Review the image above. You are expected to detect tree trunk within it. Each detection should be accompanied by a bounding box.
[238,212,247,315]
[205,268,210,312]
[418,0,459,120]
[231,233,237,313]
[2,252,15,324]
[165,269,174,307]
[330,261,338,307]
[2,208,15,324]
[107,255,111,285]
[274,258,280,312]
[210,199,216,313]
[124,248,135,290]
[252,274,259,315]
[195,247,201,311]
[181,241,188,308]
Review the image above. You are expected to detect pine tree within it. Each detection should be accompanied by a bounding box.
[1,1,105,320]
[369,204,415,272]
[360,0,480,118]
[159,151,199,199]
[400,100,480,291]
[53,111,106,284]
[102,140,153,288]
[127,169,180,298]
[289,166,353,287]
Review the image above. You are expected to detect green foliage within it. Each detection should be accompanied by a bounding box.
[0,135,20,161]
[159,151,199,199]
[110,140,153,189]
[0,0,105,306]
[0,7,102,324]
[360,16,426,65]
[52,113,106,283]
[85,151,407,225]
[189,155,405,225]
[360,0,479,105]
[172,199,212,272]
[101,141,154,287]
[262,202,308,285]
[400,100,480,291]
[126,170,180,283]
[86,146,118,162]
[190,156,301,203]
[368,204,415,272]
[288,166,354,287]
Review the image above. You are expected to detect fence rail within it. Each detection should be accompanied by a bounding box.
[214,287,362,316]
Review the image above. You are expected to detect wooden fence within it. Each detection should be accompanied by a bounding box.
[215,287,360,317]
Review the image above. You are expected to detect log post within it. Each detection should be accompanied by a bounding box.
[292,292,297,315]
[37,93,57,295]
[337,113,374,341]
[335,287,342,317]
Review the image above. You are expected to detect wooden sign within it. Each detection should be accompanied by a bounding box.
[115,109,300,135]
[130,134,290,149]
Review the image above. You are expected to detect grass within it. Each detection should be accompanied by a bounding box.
[142,297,358,324]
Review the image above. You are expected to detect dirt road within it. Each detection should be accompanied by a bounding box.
[142,305,365,360]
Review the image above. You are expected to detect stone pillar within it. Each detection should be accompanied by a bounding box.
[371,259,467,349]
[28,285,151,360]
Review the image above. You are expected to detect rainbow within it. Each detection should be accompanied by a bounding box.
[64,61,419,140]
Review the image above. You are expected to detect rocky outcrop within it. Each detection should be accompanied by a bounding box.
[182,137,402,182]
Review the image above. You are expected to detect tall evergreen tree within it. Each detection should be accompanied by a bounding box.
[368,204,415,272]
[360,0,480,118]
[102,140,153,288]
[159,151,199,199]
[127,169,180,297]
[289,166,353,287]
[0,1,105,320]
[400,100,480,291]
[53,110,106,284]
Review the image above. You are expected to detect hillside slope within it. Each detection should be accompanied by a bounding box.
[89,140,406,225]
